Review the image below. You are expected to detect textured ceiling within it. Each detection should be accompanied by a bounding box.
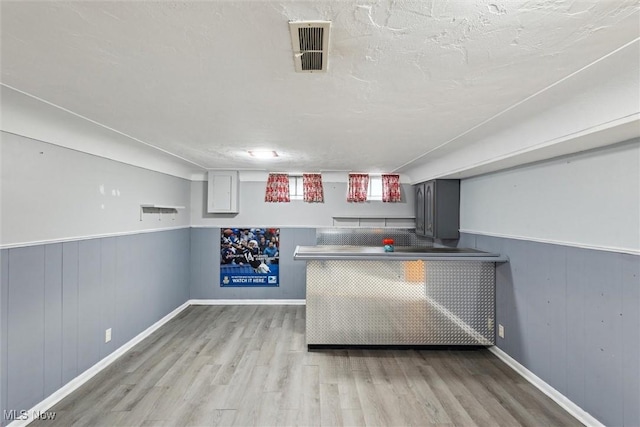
[1,1,638,173]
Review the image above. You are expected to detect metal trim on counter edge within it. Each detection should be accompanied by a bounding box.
[293,246,509,262]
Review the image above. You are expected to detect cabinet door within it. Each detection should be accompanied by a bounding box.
[424,180,435,237]
[415,184,425,235]
[207,171,239,213]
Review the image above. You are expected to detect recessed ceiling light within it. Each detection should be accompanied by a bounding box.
[248,150,278,159]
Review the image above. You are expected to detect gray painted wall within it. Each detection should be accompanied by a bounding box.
[3,116,634,427]
[459,232,639,427]
[1,132,191,247]
[460,139,640,254]
[0,229,190,426]
[190,180,415,228]
[190,227,316,300]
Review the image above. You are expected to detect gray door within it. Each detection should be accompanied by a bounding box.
[424,180,435,237]
[415,184,425,235]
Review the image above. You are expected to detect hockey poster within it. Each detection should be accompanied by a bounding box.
[220,228,280,287]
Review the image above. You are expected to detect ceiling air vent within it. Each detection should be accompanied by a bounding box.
[289,21,331,73]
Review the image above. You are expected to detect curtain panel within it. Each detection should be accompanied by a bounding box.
[303,173,324,203]
[264,173,290,202]
[382,174,402,202]
[347,173,369,202]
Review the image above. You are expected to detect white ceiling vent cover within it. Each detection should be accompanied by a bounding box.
[289,21,331,73]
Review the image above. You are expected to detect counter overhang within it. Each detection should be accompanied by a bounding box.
[293,245,508,262]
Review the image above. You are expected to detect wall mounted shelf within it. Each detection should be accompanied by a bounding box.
[140,204,185,221]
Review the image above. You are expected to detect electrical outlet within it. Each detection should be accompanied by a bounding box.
[105,328,112,343]
[498,324,505,339]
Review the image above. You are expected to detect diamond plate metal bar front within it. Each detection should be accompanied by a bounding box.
[306,260,495,346]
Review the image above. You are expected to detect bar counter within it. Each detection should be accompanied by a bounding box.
[293,245,508,261]
[294,245,507,347]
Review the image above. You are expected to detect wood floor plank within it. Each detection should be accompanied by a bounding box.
[319,382,343,426]
[317,350,347,385]
[418,364,478,427]
[336,365,364,411]
[341,407,366,426]
[353,366,395,426]
[30,306,583,427]
[255,326,281,366]
[221,350,261,409]
[115,385,167,427]
[476,372,554,427]
[235,363,270,412]
[443,352,524,427]
[480,352,583,427]
[279,351,305,410]
[206,409,236,427]
[139,419,167,427]
[255,391,282,426]
[290,317,306,351]
[393,351,453,425]
[373,381,420,426]
[147,357,214,421]
[519,384,585,427]
[182,363,220,405]
[298,364,321,426]
[275,409,299,426]
[210,337,251,386]
[426,351,501,427]
[229,406,259,427]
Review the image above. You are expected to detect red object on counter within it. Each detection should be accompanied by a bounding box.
[382,238,394,245]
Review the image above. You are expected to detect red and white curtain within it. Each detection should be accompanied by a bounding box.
[347,173,369,202]
[264,173,290,203]
[303,173,324,203]
[382,174,402,202]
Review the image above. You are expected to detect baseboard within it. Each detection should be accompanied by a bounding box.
[488,346,604,427]
[189,299,306,305]
[6,301,191,427]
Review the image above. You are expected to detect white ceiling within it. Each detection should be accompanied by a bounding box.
[1,1,639,176]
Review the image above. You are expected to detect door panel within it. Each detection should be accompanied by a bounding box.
[415,184,425,235]
[424,181,435,237]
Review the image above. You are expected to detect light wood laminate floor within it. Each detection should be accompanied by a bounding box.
[31,305,582,427]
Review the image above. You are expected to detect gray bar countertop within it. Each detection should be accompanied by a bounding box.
[293,245,508,262]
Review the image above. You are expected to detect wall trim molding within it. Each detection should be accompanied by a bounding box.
[6,301,191,427]
[460,229,639,256]
[488,346,605,427]
[0,226,191,250]
[189,299,306,305]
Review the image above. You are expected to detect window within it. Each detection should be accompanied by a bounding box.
[368,175,383,201]
[292,174,382,201]
[289,175,303,200]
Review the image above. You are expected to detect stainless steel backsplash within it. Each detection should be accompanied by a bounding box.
[316,228,435,246]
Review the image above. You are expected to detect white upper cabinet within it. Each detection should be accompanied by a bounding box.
[207,171,239,213]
